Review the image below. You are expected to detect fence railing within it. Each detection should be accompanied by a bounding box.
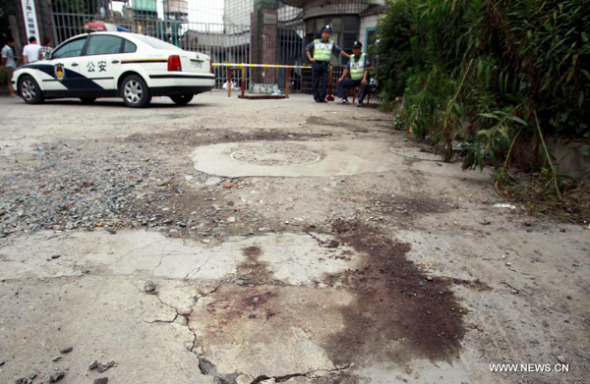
[50,1,308,91]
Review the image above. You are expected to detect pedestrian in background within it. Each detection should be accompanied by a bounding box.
[1,37,17,97]
[22,36,40,64]
[38,38,54,61]
[305,25,350,103]
[337,41,371,107]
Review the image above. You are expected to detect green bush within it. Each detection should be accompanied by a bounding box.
[375,0,590,173]
[373,0,413,102]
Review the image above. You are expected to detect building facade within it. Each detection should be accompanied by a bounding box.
[282,0,387,55]
[224,0,302,30]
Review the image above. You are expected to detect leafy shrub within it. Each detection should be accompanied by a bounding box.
[375,0,590,174]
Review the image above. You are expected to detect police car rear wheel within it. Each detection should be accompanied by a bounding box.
[170,94,194,106]
[19,76,44,105]
[121,75,151,108]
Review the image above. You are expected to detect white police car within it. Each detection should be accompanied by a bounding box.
[12,32,215,107]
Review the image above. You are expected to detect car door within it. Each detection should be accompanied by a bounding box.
[79,34,126,93]
[44,36,88,93]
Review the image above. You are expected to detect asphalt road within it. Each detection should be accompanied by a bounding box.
[0,92,589,384]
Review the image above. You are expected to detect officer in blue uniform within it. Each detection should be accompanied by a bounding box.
[337,41,371,107]
[305,25,350,103]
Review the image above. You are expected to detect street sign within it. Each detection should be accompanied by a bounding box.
[20,0,40,43]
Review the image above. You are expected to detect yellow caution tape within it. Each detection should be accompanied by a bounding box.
[213,63,312,69]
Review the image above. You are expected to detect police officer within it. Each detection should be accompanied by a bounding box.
[337,41,371,107]
[306,25,350,103]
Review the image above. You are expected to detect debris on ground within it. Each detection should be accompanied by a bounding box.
[143,281,157,294]
[49,370,65,382]
[493,203,516,210]
[59,346,73,354]
[89,360,116,373]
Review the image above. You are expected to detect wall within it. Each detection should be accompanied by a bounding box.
[359,13,380,48]
[301,0,367,20]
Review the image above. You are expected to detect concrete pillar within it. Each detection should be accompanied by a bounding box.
[251,8,278,84]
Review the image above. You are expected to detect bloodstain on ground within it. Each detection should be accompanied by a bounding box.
[320,219,467,365]
[235,246,277,285]
[205,286,278,324]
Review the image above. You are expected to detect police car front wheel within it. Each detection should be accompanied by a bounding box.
[19,76,44,105]
[121,75,151,108]
[170,94,194,106]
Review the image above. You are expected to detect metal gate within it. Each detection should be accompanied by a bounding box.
[49,0,307,91]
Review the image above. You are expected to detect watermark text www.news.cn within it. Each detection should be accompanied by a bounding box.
[489,363,569,373]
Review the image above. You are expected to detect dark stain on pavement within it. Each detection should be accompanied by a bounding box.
[371,194,450,219]
[320,219,466,365]
[306,116,369,133]
[205,286,278,324]
[236,246,277,285]
[243,245,263,258]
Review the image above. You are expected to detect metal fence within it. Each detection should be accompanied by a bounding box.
[49,0,308,91]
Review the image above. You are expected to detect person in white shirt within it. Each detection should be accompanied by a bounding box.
[22,37,41,64]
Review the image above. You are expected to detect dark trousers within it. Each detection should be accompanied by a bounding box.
[337,78,366,103]
[311,62,330,101]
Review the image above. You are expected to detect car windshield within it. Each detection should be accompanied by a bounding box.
[133,35,182,52]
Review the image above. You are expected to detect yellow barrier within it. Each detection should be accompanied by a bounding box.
[214,62,336,100]
[213,63,311,69]
[217,62,314,98]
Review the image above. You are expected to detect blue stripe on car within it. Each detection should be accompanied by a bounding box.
[21,64,104,90]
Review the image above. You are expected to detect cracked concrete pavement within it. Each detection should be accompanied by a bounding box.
[0,93,589,384]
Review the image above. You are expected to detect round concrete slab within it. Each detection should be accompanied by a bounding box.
[230,145,321,166]
[191,140,399,177]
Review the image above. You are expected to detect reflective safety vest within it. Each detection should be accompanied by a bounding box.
[350,53,367,80]
[313,39,334,62]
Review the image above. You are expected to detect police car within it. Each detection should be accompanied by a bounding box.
[12,32,215,107]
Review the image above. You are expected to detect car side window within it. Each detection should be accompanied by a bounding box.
[122,39,137,54]
[52,38,87,59]
[85,35,124,56]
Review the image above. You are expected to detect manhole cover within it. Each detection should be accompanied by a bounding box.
[191,140,395,177]
[230,145,321,166]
